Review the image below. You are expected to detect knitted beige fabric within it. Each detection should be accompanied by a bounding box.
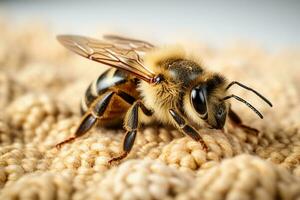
[0,21,300,200]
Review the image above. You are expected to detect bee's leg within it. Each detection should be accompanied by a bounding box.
[228,107,259,134]
[108,100,153,164]
[55,91,115,148]
[55,113,97,148]
[169,109,208,152]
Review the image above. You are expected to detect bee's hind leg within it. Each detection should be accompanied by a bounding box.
[55,113,97,148]
[55,91,115,149]
[228,107,259,134]
[108,100,153,164]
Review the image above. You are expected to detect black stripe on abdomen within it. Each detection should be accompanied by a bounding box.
[95,69,127,95]
[80,69,129,115]
[85,83,96,106]
[80,83,97,114]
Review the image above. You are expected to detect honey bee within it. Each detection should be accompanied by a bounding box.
[56,34,272,164]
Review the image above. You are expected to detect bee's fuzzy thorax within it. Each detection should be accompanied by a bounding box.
[144,45,203,74]
[144,45,185,70]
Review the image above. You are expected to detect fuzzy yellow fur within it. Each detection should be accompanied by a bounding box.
[139,46,187,126]
[139,45,229,129]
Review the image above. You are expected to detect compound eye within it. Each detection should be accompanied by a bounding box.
[191,86,207,115]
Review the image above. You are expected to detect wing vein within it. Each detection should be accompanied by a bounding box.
[57,34,156,83]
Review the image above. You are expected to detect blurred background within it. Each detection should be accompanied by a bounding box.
[1,0,299,50]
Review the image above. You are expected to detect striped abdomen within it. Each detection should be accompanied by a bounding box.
[81,68,140,127]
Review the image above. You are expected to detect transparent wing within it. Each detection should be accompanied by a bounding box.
[103,34,155,51]
[57,35,156,83]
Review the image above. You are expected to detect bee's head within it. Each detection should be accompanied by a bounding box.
[187,75,273,129]
[189,77,228,129]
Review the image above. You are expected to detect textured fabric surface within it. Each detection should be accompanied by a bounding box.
[0,22,300,200]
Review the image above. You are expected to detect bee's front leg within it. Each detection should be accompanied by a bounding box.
[169,109,208,152]
[108,100,153,164]
[228,107,259,134]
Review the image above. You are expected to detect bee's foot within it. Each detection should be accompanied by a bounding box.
[55,137,76,149]
[199,141,209,153]
[55,143,62,149]
[239,124,259,136]
[108,152,128,165]
[203,145,209,153]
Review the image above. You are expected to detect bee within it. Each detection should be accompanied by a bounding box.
[55,34,272,164]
